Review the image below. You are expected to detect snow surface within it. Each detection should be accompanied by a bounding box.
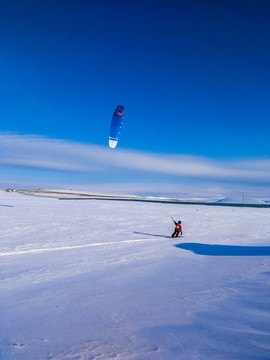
[1,190,270,360]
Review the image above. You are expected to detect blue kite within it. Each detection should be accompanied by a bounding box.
[109,105,125,148]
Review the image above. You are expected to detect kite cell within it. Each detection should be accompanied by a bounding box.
[109,105,125,148]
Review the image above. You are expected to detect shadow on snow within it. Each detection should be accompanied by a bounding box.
[134,231,167,238]
[175,243,270,256]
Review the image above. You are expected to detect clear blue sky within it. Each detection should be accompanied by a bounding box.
[1,0,270,194]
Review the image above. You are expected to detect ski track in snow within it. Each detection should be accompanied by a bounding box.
[0,237,164,257]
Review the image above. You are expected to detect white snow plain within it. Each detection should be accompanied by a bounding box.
[1,190,270,360]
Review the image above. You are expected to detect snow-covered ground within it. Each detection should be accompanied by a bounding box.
[1,190,270,360]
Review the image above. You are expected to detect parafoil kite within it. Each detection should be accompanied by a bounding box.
[109,105,125,148]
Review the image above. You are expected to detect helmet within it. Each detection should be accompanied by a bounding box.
[178,221,181,224]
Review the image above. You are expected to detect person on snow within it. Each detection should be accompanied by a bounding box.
[171,220,182,237]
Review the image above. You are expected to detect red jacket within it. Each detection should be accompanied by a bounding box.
[174,221,182,232]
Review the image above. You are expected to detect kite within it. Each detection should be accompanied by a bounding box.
[109,105,125,148]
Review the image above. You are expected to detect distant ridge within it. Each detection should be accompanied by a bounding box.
[11,189,270,208]
[217,195,268,206]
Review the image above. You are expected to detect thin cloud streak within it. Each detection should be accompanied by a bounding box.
[1,133,270,185]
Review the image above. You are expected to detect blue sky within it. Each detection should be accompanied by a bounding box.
[1,0,270,196]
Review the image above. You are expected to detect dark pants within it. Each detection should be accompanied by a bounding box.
[171,231,180,238]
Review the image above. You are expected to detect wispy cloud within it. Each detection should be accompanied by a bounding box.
[1,133,270,186]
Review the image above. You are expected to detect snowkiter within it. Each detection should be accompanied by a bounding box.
[171,220,182,237]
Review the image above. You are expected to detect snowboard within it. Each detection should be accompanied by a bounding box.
[167,235,185,238]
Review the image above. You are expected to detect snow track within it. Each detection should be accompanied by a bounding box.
[0,237,164,257]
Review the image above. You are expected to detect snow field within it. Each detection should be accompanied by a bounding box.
[1,191,270,359]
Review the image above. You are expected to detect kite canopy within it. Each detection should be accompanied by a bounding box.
[109,105,125,148]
